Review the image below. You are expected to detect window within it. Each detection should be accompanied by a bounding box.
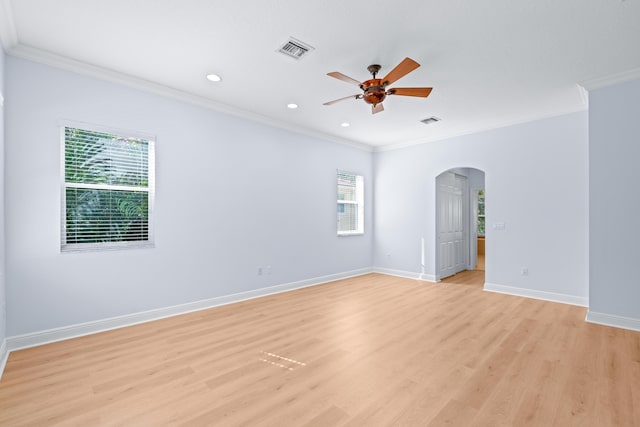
[477,189,485,237]
[61,124,155,251]
[337,170,364,235]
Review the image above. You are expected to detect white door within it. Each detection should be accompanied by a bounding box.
[437,172,468,279]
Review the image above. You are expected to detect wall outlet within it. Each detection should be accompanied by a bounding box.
[257,267,263,275]
[521,267,529,276]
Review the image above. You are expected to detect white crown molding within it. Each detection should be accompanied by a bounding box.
[4,43,592,155]
[484,282,588,307]
[375,106,588,152]
[585,311,640,332]
[6,44,373,153]
[373,267,438,283]
[4,267,373,353]
[579,67,640,91]
[577,84,589,108]
[0,0,18,50]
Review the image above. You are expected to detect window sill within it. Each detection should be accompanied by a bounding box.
[61,241,155,253]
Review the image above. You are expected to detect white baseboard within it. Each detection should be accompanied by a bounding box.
[483,282,588,307]
[585,311,640,332]
[0,339,7,381]
[372,267,438,283]
[5,267,372,355]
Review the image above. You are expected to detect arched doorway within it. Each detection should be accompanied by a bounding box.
[435,167,485,281]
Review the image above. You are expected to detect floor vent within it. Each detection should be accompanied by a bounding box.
[277,37,315,60]
[420,116,441,125]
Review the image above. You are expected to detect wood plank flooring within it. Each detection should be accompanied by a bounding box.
[1,273,639,426]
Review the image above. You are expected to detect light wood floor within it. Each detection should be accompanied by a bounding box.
[441,269,485,286]
[1,273,639,426]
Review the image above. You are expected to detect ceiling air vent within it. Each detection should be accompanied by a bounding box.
[277,37,315,60]
[420,116,441,125]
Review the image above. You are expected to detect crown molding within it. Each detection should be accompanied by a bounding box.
[579,67,640,91]
[577,83,589,108]
[6,43,374,153]
[374,104,588,153]
[0,0,18,50]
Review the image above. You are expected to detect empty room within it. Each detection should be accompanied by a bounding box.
[0,0,639,425]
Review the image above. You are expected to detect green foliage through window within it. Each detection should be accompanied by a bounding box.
[63,126,154,250]
[477,190,485,236]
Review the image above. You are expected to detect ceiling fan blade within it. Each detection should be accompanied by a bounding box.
[381,57,420,86]
[323,94,361,106]
[372,103,384,114]
[387,87,433,98]
[327,72,362,86]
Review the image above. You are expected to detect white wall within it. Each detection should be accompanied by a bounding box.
[465,168,486,195]
[5,57,373,336]
[1,54,603,339]
[374,112,589,301]
[589,78,640,321]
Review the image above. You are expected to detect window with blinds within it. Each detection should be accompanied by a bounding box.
[337,170,364,235]
[61,124,155,251]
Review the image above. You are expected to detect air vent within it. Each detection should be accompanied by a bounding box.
[420,116,441,125]
[277,37,315,60]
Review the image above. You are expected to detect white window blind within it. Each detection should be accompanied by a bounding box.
[337,170,364,235]
[61,125,155,251]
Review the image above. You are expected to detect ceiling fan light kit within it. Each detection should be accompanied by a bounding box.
[323,57,433,114]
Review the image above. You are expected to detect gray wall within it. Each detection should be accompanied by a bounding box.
[5,57,373,336]
[373,112,589,299]
[589,78,640,319]
[7,52,636,338]
[0,47,5,347]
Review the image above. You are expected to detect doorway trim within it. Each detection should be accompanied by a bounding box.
[435,167,485,282]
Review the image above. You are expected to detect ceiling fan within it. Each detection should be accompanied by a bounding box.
[323,57,432,114]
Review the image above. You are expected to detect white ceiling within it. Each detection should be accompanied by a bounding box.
[1,0,639,149]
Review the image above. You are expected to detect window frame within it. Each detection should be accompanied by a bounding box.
[477,189,485,237]
[60,121,156,252]
[336,169,364,236]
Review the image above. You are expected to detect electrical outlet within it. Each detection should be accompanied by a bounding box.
[521,267,529,276]
[257,267,263,275]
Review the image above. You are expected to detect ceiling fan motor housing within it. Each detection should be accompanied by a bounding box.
[361,79,386,105]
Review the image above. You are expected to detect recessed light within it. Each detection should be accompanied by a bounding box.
[287,103,299,109]
[341,122,350,127]
[206,73,222,82]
